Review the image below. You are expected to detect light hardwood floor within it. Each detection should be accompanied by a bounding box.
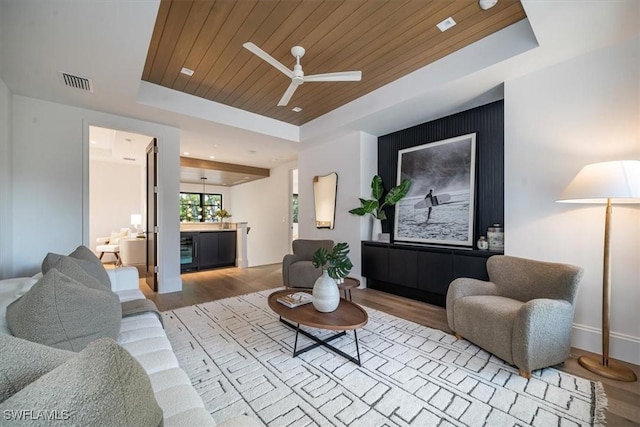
[141,264,640,426]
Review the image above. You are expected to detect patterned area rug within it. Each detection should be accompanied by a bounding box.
[163,290,606,426]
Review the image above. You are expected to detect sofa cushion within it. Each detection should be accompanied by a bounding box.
[0,334,73,403]
[6,268,121,351]
[42,245,111,290]
[164,407,218,427]
[0,338,163,427]
[13,277,39,298]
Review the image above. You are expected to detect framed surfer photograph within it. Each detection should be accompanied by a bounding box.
[393,133,476,246]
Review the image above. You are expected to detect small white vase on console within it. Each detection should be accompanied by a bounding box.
[371,218,382,241]
[312,270,340,313]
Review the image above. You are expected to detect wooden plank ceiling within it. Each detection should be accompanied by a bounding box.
[143,0,526,126]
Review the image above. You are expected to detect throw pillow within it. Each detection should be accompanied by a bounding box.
[0,334,73,403]
[42,245,111,290]
[48,256,110,292]
[69,244,112,282]
[108,229,130,245]
[0,338,163,427]
[109,230,123,245]
[6,268,122,352]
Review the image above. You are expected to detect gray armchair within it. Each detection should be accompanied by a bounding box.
[282,239,334,289]
[446,255,583,378]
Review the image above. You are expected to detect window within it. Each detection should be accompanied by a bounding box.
[180,192,222,222]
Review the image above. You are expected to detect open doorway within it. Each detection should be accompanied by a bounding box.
[89,126,152,277]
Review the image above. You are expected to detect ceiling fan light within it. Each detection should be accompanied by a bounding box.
[245,42,363,107]
[478,0,498,10]
[436,17,456,32]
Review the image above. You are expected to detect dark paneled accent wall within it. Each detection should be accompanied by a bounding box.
[378,100,504,243]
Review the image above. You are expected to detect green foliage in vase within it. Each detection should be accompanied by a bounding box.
[214,209,232,220]
[312,242,353,280]
[348,175,411,220]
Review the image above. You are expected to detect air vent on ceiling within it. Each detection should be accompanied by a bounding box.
[58,71,94,92]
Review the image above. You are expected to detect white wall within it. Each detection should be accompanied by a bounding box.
[8,95,182,293]
[230,160,297,267]
[298,132,378,281]
[0,76,11,280]
[505,37,640,364]
[89,159,144,252]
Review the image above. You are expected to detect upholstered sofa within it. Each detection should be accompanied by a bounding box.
[282,239,334,288]
[119,237,147,275]
[446,255,583,378]
[0,254,260,426]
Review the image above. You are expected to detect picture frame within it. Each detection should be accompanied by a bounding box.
[393,133,477,246]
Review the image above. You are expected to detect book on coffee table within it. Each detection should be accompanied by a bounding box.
[277,292,313,308]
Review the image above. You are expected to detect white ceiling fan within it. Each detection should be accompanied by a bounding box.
[243,42,362,107]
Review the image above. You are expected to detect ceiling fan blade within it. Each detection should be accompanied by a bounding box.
[243,42,294,78]
[277,81,300,106]
[304,70,362,82]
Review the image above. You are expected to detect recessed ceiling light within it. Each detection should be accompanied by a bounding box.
[125,138,132,142]
[183,151,189,155]
[292,107,302,112]
[249,150,257,154]
[90,140,97,145]
[180,67,194,76]
[436,17,456,32]
[478,0,498,10]
[209,155,215,159]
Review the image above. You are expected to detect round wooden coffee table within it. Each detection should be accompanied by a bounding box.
[268,289,368,365]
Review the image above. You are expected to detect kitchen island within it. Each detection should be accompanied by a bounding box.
[180,223,248,272]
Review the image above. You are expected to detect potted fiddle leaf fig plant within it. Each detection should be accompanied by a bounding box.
[311,242,353,313]
[349,175,411,240]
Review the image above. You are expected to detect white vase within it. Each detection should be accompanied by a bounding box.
[371,218,382,241]
[312,270,340,313]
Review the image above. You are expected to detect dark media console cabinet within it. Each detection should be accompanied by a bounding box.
[362,241,500,307]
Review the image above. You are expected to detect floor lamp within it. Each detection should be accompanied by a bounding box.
[558,160,639,382]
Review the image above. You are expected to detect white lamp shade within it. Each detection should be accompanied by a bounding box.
[130,213,142,226]
[557,160,640,204]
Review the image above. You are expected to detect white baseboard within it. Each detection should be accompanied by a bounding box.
[572,323,639,365]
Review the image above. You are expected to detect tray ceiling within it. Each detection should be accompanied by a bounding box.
[143,0,526,126]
